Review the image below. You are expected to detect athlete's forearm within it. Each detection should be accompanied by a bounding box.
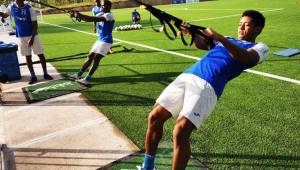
[0,12,9,18]
[218,36,258,66]
[193,34,209,50]
[77,13,105,22]
[31,21,38,38]
[205,28,259,66]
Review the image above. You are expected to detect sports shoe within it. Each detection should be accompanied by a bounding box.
[44,74,53,80]
[69,73,81,80]
[29,76,37,84]
[76,78,90,85]
[136,165,157,170]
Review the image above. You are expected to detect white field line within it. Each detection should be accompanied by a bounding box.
[12,117,108,148]
[39,9,300,86]
[162,8,280,11]
[191,8,284,22]
[131,8,284,29]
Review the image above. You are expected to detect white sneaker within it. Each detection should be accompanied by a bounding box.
[69,73,81,80]
[76,78,90,85]
[136,165,157,170]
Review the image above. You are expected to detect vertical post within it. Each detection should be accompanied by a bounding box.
[38,0,43,22]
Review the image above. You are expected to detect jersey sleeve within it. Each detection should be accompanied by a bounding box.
[103,13,114,22]
[251,43,269,64]
[29,6,37,21]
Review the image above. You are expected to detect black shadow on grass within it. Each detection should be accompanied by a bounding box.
[92,71,180,86]
[19,53,89,66]
[3,72,180,106]
[1,90,155,106]
[42,41,94,46]
[18,46,134,66]
[85,90,156,106]
[194,152,300,169]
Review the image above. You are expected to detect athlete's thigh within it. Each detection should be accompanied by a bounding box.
[179,74,217,129]
[18,37,31,56]
[32,36,44,55]
[156,73,188,118]
[90,41,112,56]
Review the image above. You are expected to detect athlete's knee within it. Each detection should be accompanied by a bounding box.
[94,54,104,61]
[173,117,195,142]
[87,53,95,61]
[148,105,171,128]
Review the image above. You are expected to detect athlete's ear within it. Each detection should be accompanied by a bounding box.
[254,26,263,35]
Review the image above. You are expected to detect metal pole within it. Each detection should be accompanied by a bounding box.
[38,0,43,22]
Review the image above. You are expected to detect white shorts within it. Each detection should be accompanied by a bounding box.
[156,73,217,129]
[18,36,44,56]
[90,40,112,56]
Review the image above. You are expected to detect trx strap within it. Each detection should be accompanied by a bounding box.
[28,0,81,22]
[135,0,215,49]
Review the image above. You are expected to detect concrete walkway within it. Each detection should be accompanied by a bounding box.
[0,32,139,170]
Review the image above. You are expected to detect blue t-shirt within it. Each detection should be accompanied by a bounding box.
[185,37,257,98]
[132,11,140,18]
[96,12,114,44]
[92,5,103,16]
[10,3,37,37]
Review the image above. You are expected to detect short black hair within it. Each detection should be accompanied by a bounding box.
[103,0,112,8]
[242,10,265,29]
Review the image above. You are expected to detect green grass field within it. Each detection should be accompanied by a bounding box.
[36,0,300,169]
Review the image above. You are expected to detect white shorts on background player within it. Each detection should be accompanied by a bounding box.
[90,41,112,56]
[156,73,217,129]
[19,36,44,56]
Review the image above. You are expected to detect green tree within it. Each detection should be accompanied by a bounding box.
[0,0,12,6]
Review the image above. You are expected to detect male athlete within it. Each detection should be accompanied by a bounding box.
[0,0,53,84]
[70,0,114,85]
[132,9,140,24]
[139,10,269,170]
[92,0,113,54]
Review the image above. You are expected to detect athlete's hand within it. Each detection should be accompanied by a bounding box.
[28,37,34,47]
[203,28,224,41]
[203,27,223,41]
[69,10,75,18]
[177,27,190,36]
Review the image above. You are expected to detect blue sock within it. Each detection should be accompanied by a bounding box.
[30,72,36,78]
[77,70,83,76]
[85,75,91,81]
[142,154,155,170]
[43,68,48,75]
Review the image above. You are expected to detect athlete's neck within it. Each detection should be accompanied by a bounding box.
[16,3,25,7]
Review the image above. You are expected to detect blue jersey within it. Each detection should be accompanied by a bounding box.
[97,13,114,44]
[185,37,257,98]
[132,11,140,17]
[10,3,37,37]
[92,5,103,16]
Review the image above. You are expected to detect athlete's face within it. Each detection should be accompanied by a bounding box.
[95,0,101,6]
[16,0,25,6]
[238,16,261,41]
[102,4,111,13]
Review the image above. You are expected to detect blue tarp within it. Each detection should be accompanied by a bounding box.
[273,48,300,57]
